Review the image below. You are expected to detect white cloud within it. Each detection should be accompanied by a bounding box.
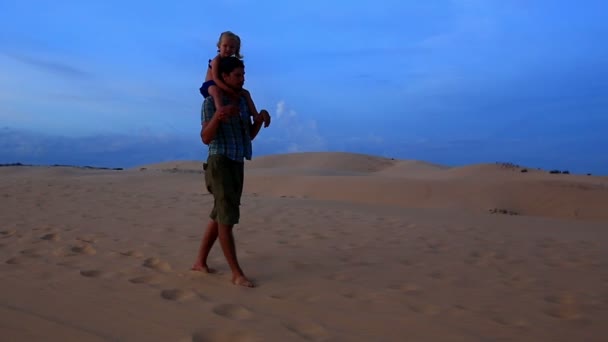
[276,101,285,118]
[255,100,325,153]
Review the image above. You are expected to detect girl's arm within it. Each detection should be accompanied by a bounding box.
[241,89,259,117]
[243,89,271,128]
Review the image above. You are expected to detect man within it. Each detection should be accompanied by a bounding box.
[192,56,270,288]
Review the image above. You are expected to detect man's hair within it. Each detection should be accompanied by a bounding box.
[218,56,244,77]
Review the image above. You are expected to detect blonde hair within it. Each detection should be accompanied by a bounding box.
[216,31,243,59]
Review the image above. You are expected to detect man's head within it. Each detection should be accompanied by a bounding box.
[218,56,245,90]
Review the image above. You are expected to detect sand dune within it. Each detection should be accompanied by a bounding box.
[241,152,608,222]
[2,152,607,341]
[376,160,450,178]
[246,152,397,173]
[134,160,204,173]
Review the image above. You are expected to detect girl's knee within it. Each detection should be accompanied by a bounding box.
[208,85,219,95]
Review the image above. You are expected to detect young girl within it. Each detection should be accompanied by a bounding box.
[199,31,270,126]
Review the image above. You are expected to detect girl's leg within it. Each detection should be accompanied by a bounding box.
[243,89,259,118]
[243,89,270,126]
[208,85,224,110]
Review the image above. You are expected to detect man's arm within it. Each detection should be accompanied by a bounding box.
[201,102,241,144]
[201,117,221,145]
[249,115,264,140]
[201,100,222,145]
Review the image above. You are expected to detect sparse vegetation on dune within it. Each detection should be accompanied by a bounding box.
[494,161,590,176]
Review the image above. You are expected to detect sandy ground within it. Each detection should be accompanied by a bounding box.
[1,152,607,341]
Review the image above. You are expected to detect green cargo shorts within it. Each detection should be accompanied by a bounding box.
[204,154,244,225]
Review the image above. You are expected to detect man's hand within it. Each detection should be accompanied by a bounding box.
[260,109,271,128]
[253,113,264,125]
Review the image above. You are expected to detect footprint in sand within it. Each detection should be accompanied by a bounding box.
[340,292,360,300]
[536,237,557,249]
[212,304,253,320]
[40,233,60,241]
[399,259,417,267]
[388,283,422,295]
[188,330,260,342]
[121,250,144,258]
[310,232,328,240]
[75,236,96,244]
[289,260,318,271]
[424,240,445,253]
[128,275,164,285]
[408,303,442,315]
[5,257,22,265]
[160,288,198,302]
[428,271,444,280]
[327,272,354,282]
[544,306,582,320]
[502,274,535,289]
[1,229,17,239]
[80,270,103,278]
[143,257,172,272]
[544,294,582,320]
[71,244,97,255]
[282,321,328,341]
[488,315,528,328]
[447,304,469,316]
[19,248,43,258]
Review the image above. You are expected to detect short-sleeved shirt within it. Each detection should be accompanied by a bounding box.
[201,95,252,162]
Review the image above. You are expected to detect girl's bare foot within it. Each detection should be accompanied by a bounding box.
[191,263,216,273]
[232,275,255,288]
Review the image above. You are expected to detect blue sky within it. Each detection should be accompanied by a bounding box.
[1,0,607,174]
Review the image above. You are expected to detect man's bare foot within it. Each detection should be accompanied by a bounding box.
[232,275,255,288]
[191,263,216,273]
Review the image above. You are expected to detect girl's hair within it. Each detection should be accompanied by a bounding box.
[217,31,243,59]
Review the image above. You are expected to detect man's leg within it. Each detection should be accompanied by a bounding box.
[208,155,253,287]
[192,220,218,273]
[217,222,254,287]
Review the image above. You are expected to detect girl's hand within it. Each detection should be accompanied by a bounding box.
[216,105,239,122]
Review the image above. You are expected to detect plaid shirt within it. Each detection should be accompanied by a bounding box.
[201,95,252,162]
